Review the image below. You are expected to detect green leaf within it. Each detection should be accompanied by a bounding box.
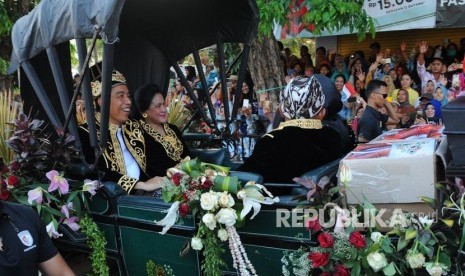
[381,239,393,254]
[162,189,172,203]
[420,196,437,209]
[66,190,80,204]
[397,236,411,251]
[328,186,340,195]
[439,252,451,267]
[383,262,396,276]
[352,262,361,276]
[405,228,418,240]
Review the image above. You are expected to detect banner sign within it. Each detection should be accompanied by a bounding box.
[274,0,436,39]
[436,0,465,28]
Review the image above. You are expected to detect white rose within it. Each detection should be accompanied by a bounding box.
[406,251,425,269]
[426,264,443,276]
[217,229,228,241]
[191,237,203,251]
[370,232,383,243]
[215,208,237,227]
[200,191,218,211]
[218,192,235,208]
[202,213,217,230]
[367,251,388,272]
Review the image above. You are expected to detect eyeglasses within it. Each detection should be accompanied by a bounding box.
[374,92,388,99]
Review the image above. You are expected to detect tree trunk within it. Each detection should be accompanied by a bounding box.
[248,36,285,113]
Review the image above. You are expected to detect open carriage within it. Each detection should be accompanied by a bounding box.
[6,0,345,275]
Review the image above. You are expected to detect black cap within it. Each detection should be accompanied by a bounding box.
[419,93,433,101]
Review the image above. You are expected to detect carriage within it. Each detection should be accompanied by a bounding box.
[6,0,344,274]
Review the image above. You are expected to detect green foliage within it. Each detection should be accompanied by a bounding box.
[198,223,227,276]
[256,0,288,38]
[0,3,13,36]
[146,260,175,276]
[80,215,109,276]
[256,0,375,41]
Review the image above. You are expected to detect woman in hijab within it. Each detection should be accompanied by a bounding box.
[415,103,442,125]
[397,88,416,128]
[433,85,449,107]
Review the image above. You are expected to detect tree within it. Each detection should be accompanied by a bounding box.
[249,0,375,112]
[0,0,40,90]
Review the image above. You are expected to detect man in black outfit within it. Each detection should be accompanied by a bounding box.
[238,75,343,183]
[357,80,399,142]
[0,201,74,275]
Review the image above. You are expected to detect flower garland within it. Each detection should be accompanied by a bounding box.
[155,157,279,276]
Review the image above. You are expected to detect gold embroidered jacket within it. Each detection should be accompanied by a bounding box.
[79,119,148,194]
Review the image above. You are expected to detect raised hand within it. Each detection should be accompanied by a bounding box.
[419,41,428,54]
[356,68,366,82]
[439,74,448,86]
[400,41,407,53]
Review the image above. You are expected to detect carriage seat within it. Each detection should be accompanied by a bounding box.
[264,158,342,207]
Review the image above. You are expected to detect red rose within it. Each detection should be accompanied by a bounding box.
[1,164,8,174]
[182,192,189,202]
[349,231,366,249]
[7,175,20,187]
[308,252,329,268]
[201,179,213,190]
[334,264,350,276]
[0,190,10,200]
[189,180,199,189]
[320,272,331,276]
[317,232,334,248]
[10,161,20,172]
[172,173,182,186]
[306,218,322,232]
[179,203,190,218]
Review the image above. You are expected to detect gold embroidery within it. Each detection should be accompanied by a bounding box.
[140,120,183,162]
[275,119,322,131]
[123,120,146,172]
[118,175,137,193]
[105,126,126,175]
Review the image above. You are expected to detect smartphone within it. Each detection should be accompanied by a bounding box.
[380,58,391,64]
[243,99,249,108]
[416,110,424,119]
[347,96,357,103]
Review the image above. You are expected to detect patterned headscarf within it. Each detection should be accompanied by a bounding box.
[279,76,325,119]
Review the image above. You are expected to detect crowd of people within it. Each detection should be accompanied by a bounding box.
[280,40,465,142]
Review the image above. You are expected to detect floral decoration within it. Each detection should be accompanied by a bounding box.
[0,114,101,237]
[282,166,465,276]
[155,157,279,276]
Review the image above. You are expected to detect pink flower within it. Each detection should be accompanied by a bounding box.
[82,179,99,195]
[60,202,73,219]
[27,187,43,205]
[46,170,69,195]
[64,216,80,231]
[46,222,62,238]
